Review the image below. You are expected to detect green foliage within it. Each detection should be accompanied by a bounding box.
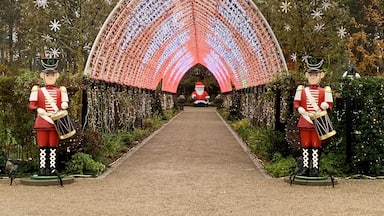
[320,152,349,177]
[0,69,39,157]
[246,127,287,161]
[264,154,296,178]
[331,77,384,175]
[231,119,252,137]
[65,152,105,175]
[229,118,288,162]
[78,111,174,167]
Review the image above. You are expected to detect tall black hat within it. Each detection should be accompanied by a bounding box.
[303,56,324,72]
[40,58,59,72]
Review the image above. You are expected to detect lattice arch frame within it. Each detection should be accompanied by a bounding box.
[84,0,287,93]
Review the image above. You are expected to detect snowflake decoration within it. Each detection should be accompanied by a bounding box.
[311,9,323,19]
[337,26,347,38]
[49,48,61,58]
[310,0,319,5]
[314,23,325,31]
[83,43,92,52]
[61,15,72,25]
[34,0,49,9]
[74,10,81,18]
[12,32,18,42]
[283,24,291,31]
[290,53,297,62]
[49,19,61,32]
[41,34,53,42]
[322,1,331,10]
[280,1,291,13]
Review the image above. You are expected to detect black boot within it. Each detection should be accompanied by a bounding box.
[48,147,57,176]
[38,147,47,176]
[310,148,320,177]
[297,148,310,176]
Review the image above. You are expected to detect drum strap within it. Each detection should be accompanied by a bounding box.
[304,87,321,112]
[41,87,59,112]
[39,87,58,124]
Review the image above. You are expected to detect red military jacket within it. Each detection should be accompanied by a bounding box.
[294,85,333,129]
[29,85,66,129]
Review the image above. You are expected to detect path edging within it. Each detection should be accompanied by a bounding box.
[215,111,272,179]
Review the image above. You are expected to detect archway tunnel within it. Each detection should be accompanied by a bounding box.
[84,0,287,94]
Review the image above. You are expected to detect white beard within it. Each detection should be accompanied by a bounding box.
[195,88,204,95]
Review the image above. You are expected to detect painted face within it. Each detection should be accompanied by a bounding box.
[305,71,324,85]
[40,72,59,86]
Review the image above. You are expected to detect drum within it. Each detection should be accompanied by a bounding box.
[310,110,336,140]
[51,110,76,140]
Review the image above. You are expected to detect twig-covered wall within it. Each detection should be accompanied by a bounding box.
[82,80,173,133]
[221,85,293,130]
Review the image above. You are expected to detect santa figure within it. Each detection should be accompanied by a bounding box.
[294,56,334,177]
[191,81,210,107]
[29,64,69,176]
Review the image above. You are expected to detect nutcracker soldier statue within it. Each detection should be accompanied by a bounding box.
[294,56,335,177]
[29,58,69,176]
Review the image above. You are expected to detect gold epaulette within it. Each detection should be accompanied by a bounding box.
[31,85,39,91]
[60,86,67,92]
[324,86,332,93]
[296,85,304,91]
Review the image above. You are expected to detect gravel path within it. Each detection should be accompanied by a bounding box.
[1,107,384,216]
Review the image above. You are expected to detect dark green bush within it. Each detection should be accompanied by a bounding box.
[332,77,384,175]
[65,152,105,175]
[264,153,296,177]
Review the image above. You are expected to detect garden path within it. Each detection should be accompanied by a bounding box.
[1,107,384,215]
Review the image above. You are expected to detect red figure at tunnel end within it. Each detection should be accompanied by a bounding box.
[191,81,210,107]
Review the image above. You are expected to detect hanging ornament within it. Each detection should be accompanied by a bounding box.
[41,34,53,42]
[322,1,331,10]
[314,23,325,31]
[61,15,72,25]
[83,43,92,52]
[49,19,61,32]
[49,48,61,58]
[311,9,324,19]
[34,0,49,9]
[283,24,291,31]
[290,53,297,62]
[280,1,291,13]
[337,26,347,38]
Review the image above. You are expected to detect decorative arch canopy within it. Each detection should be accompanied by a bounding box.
[84,0,287,93]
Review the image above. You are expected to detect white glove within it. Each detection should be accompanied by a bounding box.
[297,107,307,116]
[191,95,196,99]
[321,102,329,110]
[61,102,68,110]
[37,108,47,116]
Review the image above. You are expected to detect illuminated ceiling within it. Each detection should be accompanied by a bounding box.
[84,0,287,93]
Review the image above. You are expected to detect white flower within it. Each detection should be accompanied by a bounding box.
[290,53,297,62]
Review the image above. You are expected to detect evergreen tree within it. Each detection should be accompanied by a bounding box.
[256,0,353,82]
